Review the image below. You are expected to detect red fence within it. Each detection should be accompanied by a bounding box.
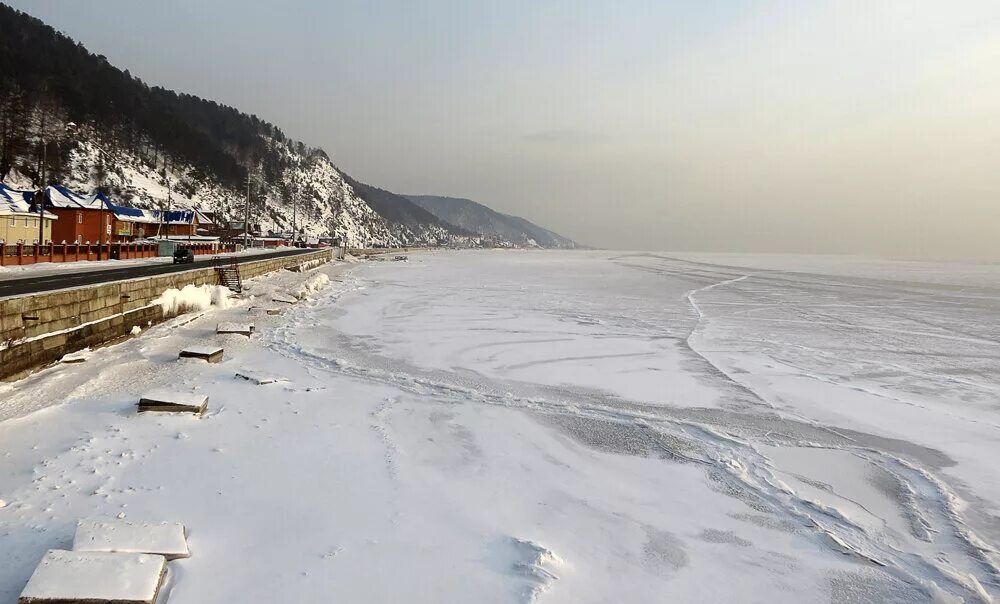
[0,241,241,266]
[0,242,159,266]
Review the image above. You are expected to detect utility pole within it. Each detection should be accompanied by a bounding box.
[292,180,297,247]
[243,167,251,249]
[165,157,172,241]
[37,139,46,246]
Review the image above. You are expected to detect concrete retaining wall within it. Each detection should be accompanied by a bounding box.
[0,249,332,381]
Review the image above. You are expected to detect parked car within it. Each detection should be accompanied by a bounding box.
[173,248,195,264]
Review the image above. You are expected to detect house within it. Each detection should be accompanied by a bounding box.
[157,209,196,238]
[0,184,56,244]
[43,185,111,244]
[108,202,160,240]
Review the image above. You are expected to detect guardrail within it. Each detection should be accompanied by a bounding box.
[176,242,236,256]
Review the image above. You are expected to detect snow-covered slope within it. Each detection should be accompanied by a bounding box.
[3,129,405,248]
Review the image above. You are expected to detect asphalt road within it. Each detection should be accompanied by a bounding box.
[0,248,317,298]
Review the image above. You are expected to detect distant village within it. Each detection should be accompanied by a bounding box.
[0,183,330,249]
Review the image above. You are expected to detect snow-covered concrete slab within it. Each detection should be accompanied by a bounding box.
[59,349,92,364]
[178,345,224,363]
[73,518,190,560]
[271,293,298,304]
[234,369,286,385]
[217,322,254,336]
[18,550,166,604]
[137,390,208,414]
[265,308,283,316]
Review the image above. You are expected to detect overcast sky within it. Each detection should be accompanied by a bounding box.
[9,1,1000,258]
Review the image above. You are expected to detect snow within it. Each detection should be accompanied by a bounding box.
[270,292,297,304]
[73,517,189,560]
[59,348,92,364]
[1,252,999,602]
[153,284,235,315]
[18,550,166,603]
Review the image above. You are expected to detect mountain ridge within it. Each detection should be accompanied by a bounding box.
[406,195,578,249]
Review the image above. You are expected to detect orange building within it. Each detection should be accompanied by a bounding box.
[43,186,112,244]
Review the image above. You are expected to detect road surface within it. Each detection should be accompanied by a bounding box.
[0,248,317,298]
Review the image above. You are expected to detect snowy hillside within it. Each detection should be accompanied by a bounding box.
[2,127,407,248]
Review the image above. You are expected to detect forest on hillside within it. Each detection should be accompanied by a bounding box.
[0,3,297,191]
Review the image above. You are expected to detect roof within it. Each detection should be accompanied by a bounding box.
[0,184,56,218]
[164,209,196,225]
[44,185,106,210]
[194,209,214,225]
[109,202,159,224]
[0,183,33,213]
[2,182,213,224]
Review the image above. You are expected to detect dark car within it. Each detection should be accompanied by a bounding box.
[173,248,195,264]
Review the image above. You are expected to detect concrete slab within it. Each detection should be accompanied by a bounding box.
[73,518,190,561]
[235,369,287,385]
[217,322,254,336]
[60,349,91,364]
[137,390,208,414]
[18,550,166,604]
[265,308,283,316]
[271,293,298,304]
[178,345,224,363]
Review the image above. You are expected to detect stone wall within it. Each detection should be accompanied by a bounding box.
[0,249,332,380]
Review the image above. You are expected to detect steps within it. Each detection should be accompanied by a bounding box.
[213,256,243,293]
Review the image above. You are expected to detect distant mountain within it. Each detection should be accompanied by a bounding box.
[406,195,577,249]
[342,176,477,244]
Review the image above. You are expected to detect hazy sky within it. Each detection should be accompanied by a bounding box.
[9,1,1000,257]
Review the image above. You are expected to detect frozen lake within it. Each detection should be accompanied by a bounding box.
[1,250,998,602]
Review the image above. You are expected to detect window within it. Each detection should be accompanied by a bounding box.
[8,217,13,227]
[77,212,83,224]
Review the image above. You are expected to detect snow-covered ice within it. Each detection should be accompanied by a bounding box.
[1,250,998,602]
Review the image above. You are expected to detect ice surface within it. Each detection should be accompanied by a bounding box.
[73,517,189,560]
[1,252,998,602]
[18,550,166,603]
